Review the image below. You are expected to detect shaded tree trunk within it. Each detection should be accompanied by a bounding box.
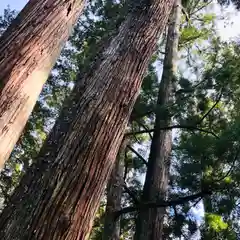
[0,1,174,239]
[0,0,85,168]
[134,1,181,239]
[102,139,127,240]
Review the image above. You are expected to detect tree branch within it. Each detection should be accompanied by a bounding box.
[190,0,213,16]
[181,7,190,23]
[122,182,139,205]
[130,110,153,122]
[197,89,223,124]
[126,125,218,138]
[134,119,153,140]
[158,50,166,55]
[115,190,211,219]
[127,145,148,166]
[216,145,240,182]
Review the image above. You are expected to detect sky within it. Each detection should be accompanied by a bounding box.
[214,2,240,41]
[0,0,27,13]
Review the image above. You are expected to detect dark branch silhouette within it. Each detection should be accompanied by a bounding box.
[122,182,140,205]
[215,145,240,182]
[114,190,212,219]
[127,145,148,166]
[126,125,219,138]
[134,119,153,139]
[197,89,223,124]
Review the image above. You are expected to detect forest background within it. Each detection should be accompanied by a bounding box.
[1,0,240,239]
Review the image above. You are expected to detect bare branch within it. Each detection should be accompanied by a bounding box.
[115,191,211,219]
[181,7,190,23]
[134,119,153,140]
[216,145,240,182]
[187,197,202,213]
[198,90,223,124]
[122,182,139,205]
[158,50,166,55]
[126,125,219,138]
[190,0,213,16]
[130,110,153,122]
[127,145,148,166]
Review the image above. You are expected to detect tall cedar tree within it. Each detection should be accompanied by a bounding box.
[0,0,174,239]
[135,0,181,239]
[97,1,219,238]
[0,0,85,168]
[100,57,160,239]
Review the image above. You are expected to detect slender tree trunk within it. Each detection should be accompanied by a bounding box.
[0,1,174,239]
[102,139,127,240]
[134,1,181,239]
[0,0,85,168]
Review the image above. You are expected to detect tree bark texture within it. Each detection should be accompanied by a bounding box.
[102,139,127,240]
[0,0,85,168]
[134,1,181,239]
[0,0,174,239]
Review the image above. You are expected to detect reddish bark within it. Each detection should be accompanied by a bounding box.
[0,1,174,239]
[0,0,85,168]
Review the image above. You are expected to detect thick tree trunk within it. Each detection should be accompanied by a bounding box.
[0,0,85,168]
[0,1,174,239]
[102,139,127,240]
[134,1,181,239]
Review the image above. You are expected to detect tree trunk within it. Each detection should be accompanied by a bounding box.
[0,0,85,168]
[134,1,181,239]
[0,1,174,239]
[102,139,127,240]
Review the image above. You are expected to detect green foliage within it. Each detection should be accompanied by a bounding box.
[171,31,240,240]
[205,213,228,232]
[180,25,208,45]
